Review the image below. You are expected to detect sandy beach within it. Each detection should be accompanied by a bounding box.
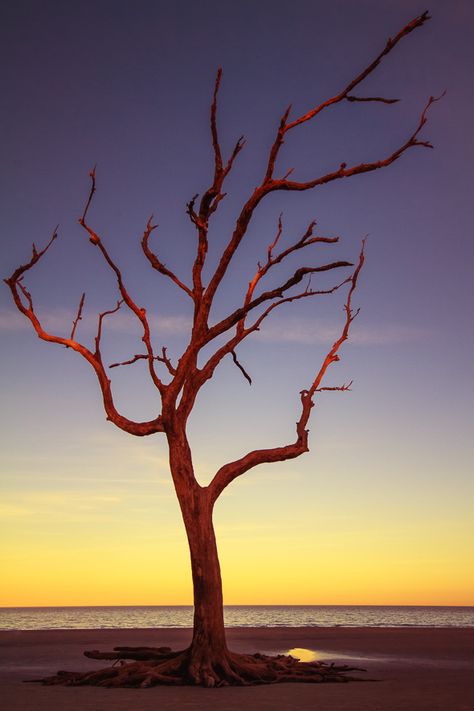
[1,627,473,710]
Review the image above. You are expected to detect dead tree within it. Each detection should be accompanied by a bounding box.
[6,12,437,687]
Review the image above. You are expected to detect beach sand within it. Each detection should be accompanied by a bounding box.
[1,627,473,710]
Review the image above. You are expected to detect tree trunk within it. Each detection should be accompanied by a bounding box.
[33,436,367,687]
[168,428,230,685]
[181,490,229,685]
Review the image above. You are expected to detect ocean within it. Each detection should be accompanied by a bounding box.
[1,606,473,630]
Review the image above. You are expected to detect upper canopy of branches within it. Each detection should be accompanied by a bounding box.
[5,11,437,496]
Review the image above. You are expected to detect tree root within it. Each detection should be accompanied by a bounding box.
[26,645,368,688]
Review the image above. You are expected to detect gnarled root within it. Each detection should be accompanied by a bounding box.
[27,646,367,687]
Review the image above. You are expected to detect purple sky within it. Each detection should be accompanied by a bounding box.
[1,0,473,605]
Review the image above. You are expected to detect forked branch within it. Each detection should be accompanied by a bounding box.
[202,12,433,314]
[79,169,165,394]
[177,274,350,422]
[286,12,430,129]
[4,232,164,437]
[271,93,440,193]
[110,346,177,376]
[188,69,245,300]
[307,241,365,398]
[236,216,339,336]
[207,259,352,344]
[208,243,365,502]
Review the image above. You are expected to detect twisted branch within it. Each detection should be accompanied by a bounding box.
[4,233,164,437]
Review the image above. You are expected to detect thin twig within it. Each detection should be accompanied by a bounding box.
[70,293,86,341]
[231,350,252,385]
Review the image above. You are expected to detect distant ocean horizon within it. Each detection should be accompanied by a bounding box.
[1,605,473,630]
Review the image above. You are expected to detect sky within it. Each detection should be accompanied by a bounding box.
[1,0,473,607]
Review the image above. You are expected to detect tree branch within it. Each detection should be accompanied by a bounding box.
[4,235,164,437]
[202,69,246,216]
[157,346,177,376]
[245,276,352,334]
[284,12,430,133]
[110,353,149,369]
[78,168,165,394]
[207,259,352,344]
[95,300,123,360]
[204,14,433,317]
[271,92,441,195]
[316,380,353,392]
[188,70,246,302]
[231,350,252,385]
[177,275,350,423]
[70,292,86,341]
[80,167,96,224]
[208,243,365,502]
[110,346,176,376]
[236,216,339,336]
[210,68,224,179]
[346,95,399,104]
[7,226,59,284]
[141,217,194,299]
[306,242,365,398]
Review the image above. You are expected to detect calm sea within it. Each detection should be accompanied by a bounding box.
[1,606,473,630]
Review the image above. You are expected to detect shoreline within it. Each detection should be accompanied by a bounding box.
[1,627,473,710]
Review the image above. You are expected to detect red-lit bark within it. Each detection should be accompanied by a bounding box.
[6,11,436,686]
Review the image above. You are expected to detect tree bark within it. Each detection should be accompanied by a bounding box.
[168,429,228,685]
[183,496,228,684]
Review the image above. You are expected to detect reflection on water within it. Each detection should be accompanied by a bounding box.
[287,647,319,662]
[284,647,376,664]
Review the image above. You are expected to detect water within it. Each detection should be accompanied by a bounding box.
[1,605,473,630]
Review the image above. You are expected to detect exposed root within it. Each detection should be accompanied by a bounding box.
[26,645,368,688]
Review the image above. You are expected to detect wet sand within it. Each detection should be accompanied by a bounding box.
[1,627,473,710]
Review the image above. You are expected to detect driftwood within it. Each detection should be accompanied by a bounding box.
[83,646,173,661]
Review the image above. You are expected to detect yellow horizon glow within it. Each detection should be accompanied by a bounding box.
[2,423,473,609]
[2,509,473,607]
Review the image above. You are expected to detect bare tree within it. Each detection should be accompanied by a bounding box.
[5,12,437,687]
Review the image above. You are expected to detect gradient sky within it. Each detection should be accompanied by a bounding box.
[1,0,473,607]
